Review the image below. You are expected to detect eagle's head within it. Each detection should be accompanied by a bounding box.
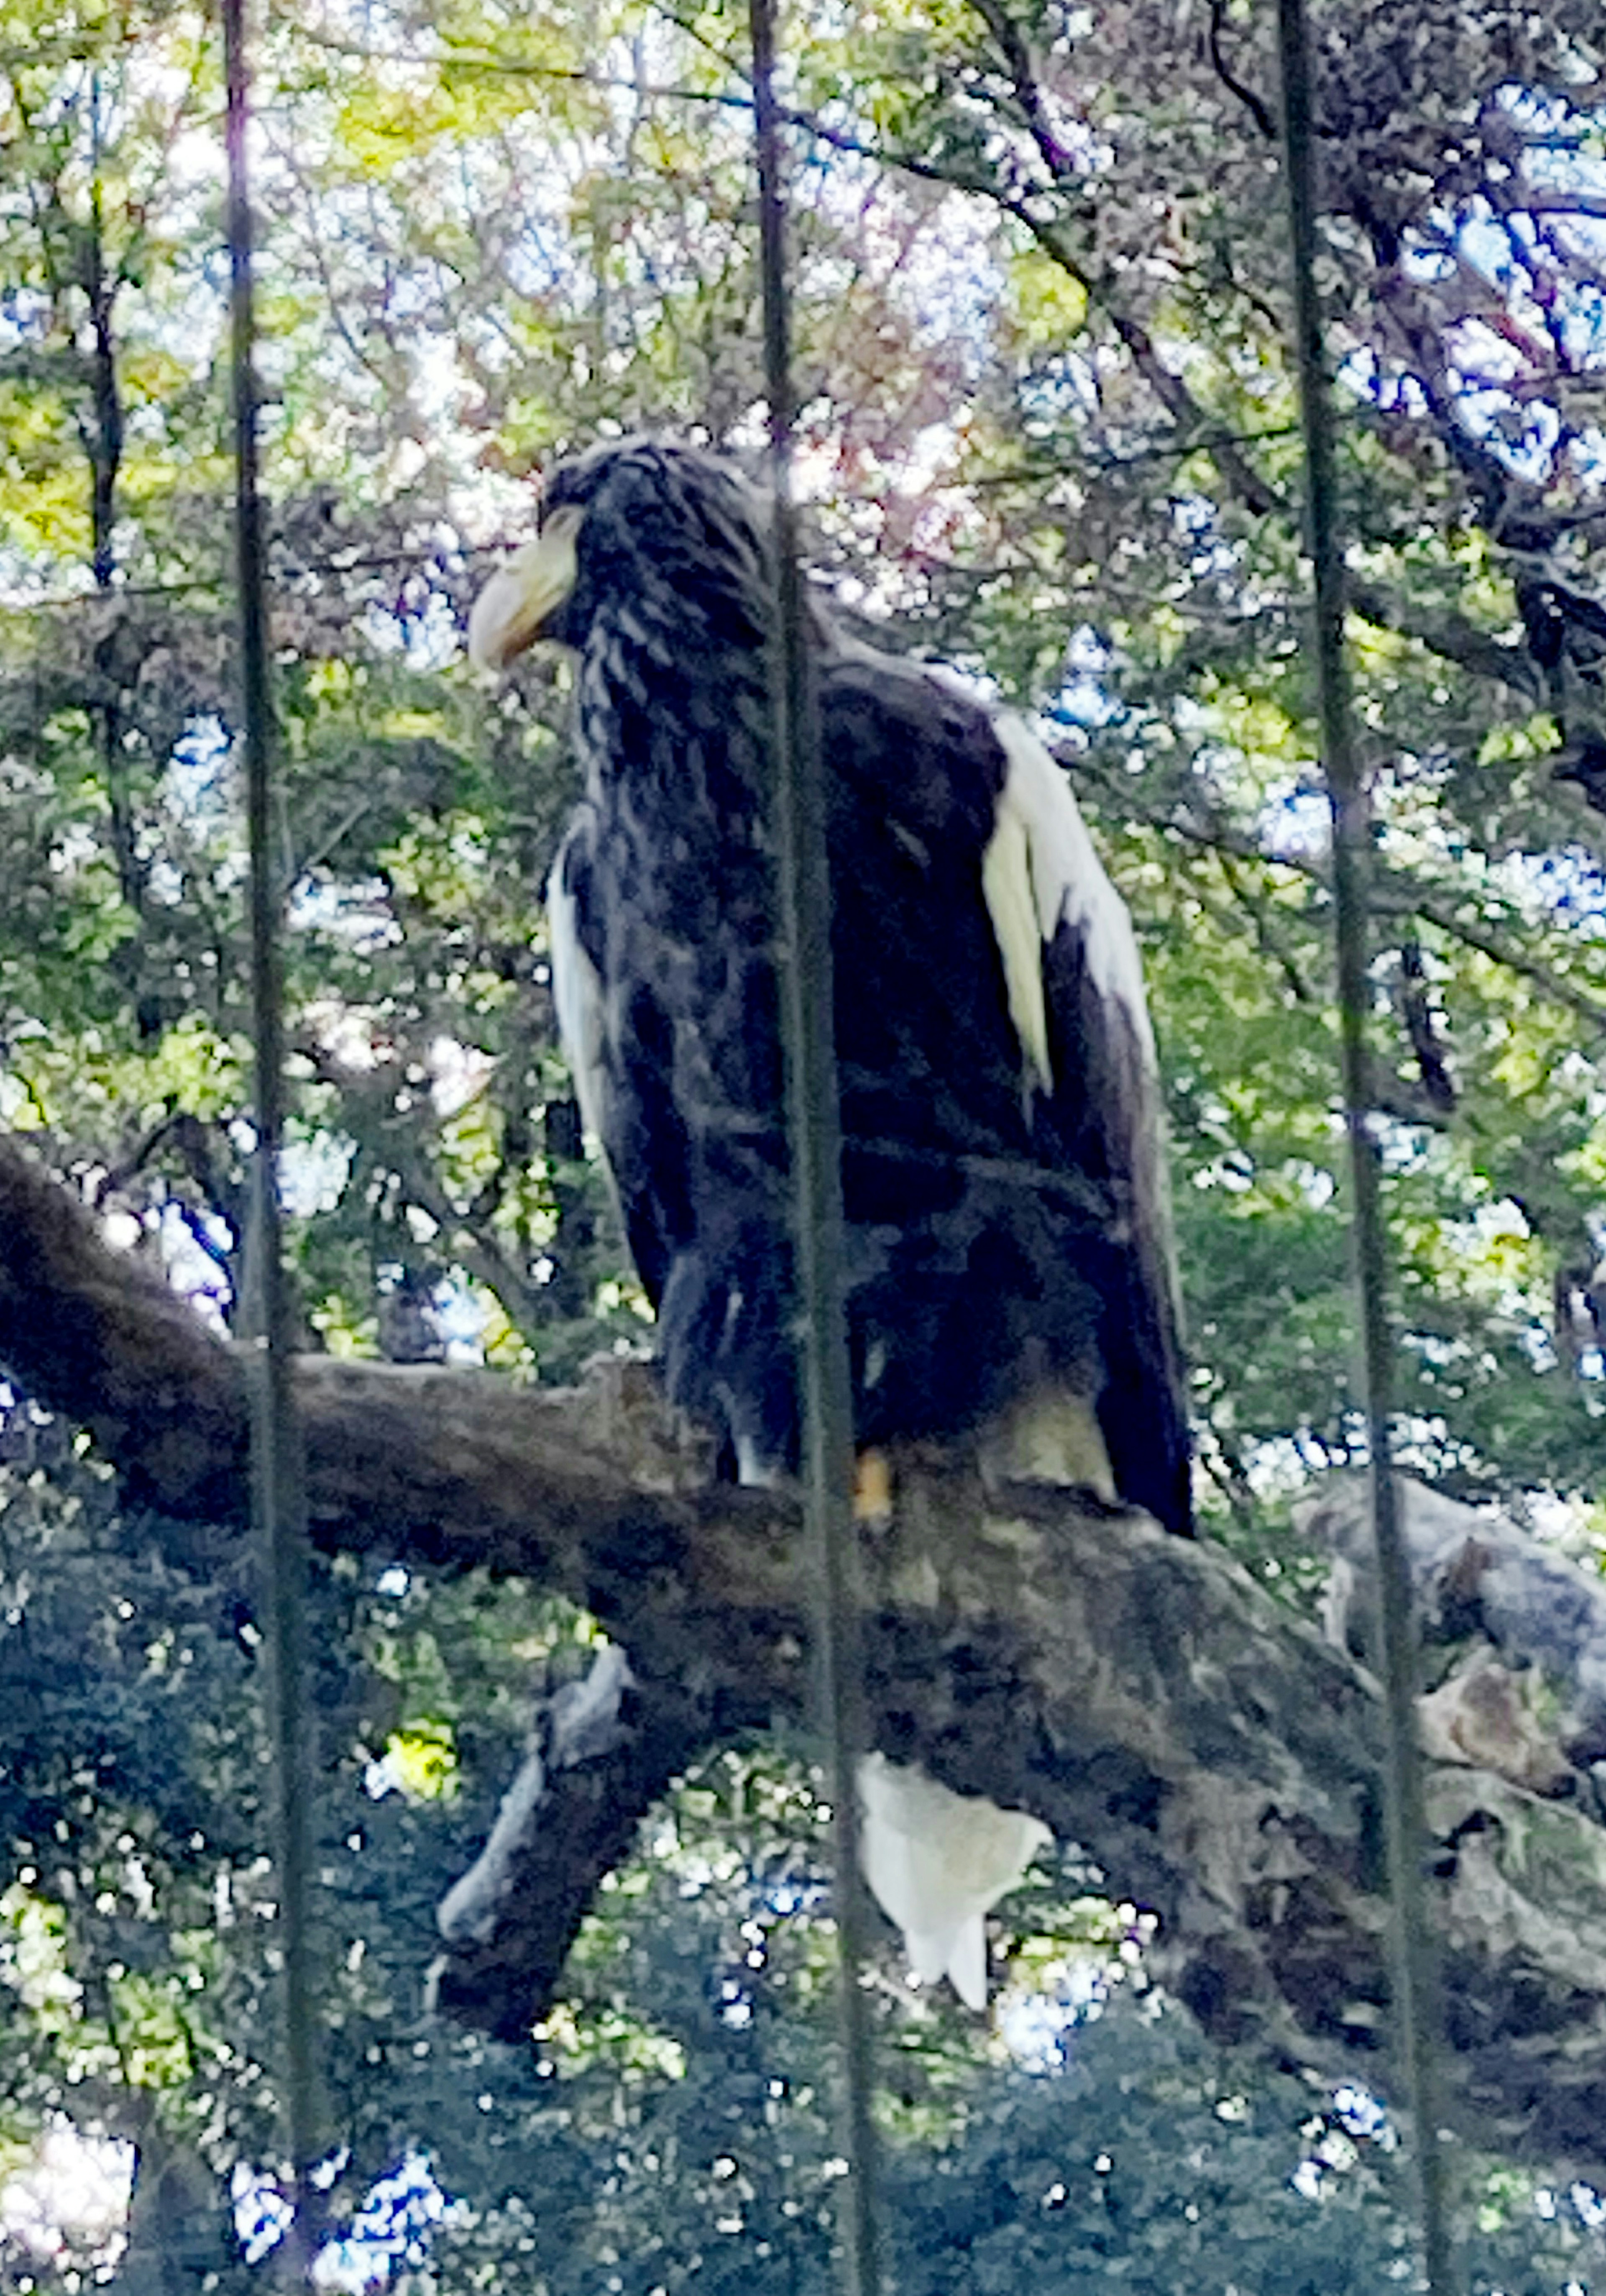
[468,439,775,673]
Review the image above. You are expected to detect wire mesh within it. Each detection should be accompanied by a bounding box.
[1273,0,1456,2287]
[221,0,324,2271]
[747,1,887,2289]
[208,1,1468,2287]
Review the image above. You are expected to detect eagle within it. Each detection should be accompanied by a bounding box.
[469,440,1190,2004]
[471,438,1189,1534]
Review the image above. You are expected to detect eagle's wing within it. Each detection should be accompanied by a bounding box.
[550,648,1189,1531]
[821,648,1190,1534]
[987,710,1191,1536]
[548,798,799,1482]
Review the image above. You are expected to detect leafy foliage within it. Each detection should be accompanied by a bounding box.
[1,0,1606,2281]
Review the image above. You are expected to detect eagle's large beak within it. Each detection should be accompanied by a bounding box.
[467,505,583,672]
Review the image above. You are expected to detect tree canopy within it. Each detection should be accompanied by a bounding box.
[2,0,1606,2286]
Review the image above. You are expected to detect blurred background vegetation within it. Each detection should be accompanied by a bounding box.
[1,0,1605,2283]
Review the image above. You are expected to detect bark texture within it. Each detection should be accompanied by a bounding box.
[5,1135,1606,2176]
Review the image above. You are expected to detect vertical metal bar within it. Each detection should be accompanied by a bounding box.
[1273,4,1455,2288]
[746,6,884,2291]
[221,0,322,2271]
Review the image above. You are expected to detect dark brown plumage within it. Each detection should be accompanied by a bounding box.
[472,440,1191,1533]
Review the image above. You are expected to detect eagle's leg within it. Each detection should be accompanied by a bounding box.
[731,1437,893,1523]
[853,1449,893,1525]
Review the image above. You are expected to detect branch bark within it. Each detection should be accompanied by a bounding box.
[7,1133,1606,2177]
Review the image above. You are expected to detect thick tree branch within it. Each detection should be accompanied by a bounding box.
[431,1649,713,2043]
[7,1133,1606,2175]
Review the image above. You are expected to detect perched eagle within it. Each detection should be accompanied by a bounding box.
[470,438,1190,1538]
[470,438,1189,2007]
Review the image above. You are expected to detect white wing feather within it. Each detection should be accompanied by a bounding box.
[980,804,1052,1093]
[547,842,610,1147]
[981,712,1155,1088]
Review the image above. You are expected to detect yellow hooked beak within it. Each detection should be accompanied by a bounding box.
[467,504,584,672]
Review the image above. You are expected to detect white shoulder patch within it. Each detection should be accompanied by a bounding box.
[546,844,609,1147]
[984,714,1155,1090]
[981,804,1053,1092]
[857,1753,1053,2013]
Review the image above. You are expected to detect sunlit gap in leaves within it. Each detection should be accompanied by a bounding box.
[1288,2081,1397,2205]
[90,1194,234,1331]
[166,717,233,832]
[232,2150,454,2290]
[1289,2084,1605,2260]
[1332,86,1606,485]
[0,2120,134,2283]
[991,1952,1112,2071]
